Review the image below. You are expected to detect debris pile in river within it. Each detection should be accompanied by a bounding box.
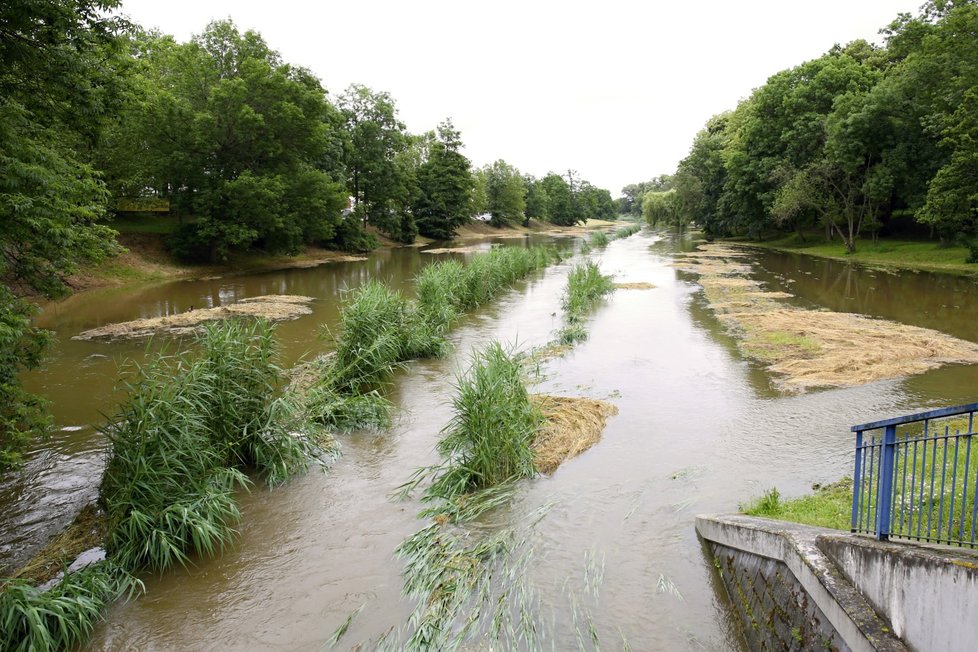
[72,295,315,340]
[677,244,978,391]
[530,394,619,474]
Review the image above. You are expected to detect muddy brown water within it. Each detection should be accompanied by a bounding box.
[3,230,978,650]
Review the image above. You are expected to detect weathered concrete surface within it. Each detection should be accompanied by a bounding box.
[819,534,978,652]
[696,515,907,652]
[713,541,850,650]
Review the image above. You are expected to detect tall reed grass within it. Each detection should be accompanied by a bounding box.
[100,319,325,573]
[425,343,540,501]
[309,246,562,433]
[556,262,616,345]
[0,561,141,652]
[589,230,609,247]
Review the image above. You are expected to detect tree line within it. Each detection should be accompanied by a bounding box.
[624,0,978,254]
[0,0,616,472]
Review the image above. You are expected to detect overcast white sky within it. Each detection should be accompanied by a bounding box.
[118,0,922,196]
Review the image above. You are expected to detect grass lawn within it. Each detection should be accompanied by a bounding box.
[738,234,978,276]
[741,479,853,531]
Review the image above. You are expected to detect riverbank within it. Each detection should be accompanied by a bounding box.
[731,234,978,277]
[68,219,623,293]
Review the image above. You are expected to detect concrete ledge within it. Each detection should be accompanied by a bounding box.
[818,534,978,652]
[696,514,907,652]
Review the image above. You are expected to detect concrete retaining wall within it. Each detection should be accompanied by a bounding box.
[696,515,906,652]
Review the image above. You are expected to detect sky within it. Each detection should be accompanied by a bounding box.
[117,0,923,197]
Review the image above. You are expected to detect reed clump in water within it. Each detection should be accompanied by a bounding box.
[556,261,616,345]
[100,319,328,574]
[308,246,563,432]
[589,230,610,247]
[422,343,541,501]
[0,561,142,652]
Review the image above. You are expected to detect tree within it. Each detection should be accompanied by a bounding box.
[414,120,475,239]
[523,175,549,224]
[339,84,415,242]
[540,173,576,225]
[484,160,526,227]
[1,0,126,471]
[99,22,349,260]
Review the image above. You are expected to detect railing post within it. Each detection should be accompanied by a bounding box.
[851,430,863,532]
[876,424,897,540]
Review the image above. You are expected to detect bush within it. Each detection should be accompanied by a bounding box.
[327,214,380,253]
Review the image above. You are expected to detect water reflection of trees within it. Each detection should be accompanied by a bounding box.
[750,251,978,344]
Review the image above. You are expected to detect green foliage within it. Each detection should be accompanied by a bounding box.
[483,159,526,227]
[427,343,540,500]
[100,319,323,573]
[540,173,576,225]
[414,120,476,239]
[741,480,853,531]
[642,189,681,227]
[663,2,978,250]
[0,0,125,473]
[555,262,615,344]
[0,561,142,652]
[330,214,381,253]
[340,85,417,242]
[98,22,348,260]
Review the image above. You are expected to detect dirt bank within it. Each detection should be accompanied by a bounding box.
[73,295,315,341]
[677,244,978,392]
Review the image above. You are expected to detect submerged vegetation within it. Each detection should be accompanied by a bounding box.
[557,262,616,345]
[2,319,330,650]
[307,246,562,432]
[675,243,978,391]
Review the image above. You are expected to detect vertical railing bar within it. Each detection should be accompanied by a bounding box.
[928,432,938,541]
[898,436,909,537]
[937,427,949,543]
[948,431,960,544]
[971,434,978,545]
[917,425,927,541]
[852,430,864,532]
[868,435,878,534]
[877,425,897,540]
[961,434,972,547]
[909,439,919,540]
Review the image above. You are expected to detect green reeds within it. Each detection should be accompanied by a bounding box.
[613,224,641,239]
[100,319,325,573]
[589,231,610,247]
[555,262,616,345]
[309,246,562,433]
[0,561,141,652]
[426,343,540,501]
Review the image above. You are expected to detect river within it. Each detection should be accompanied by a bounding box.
[3,228,977,650]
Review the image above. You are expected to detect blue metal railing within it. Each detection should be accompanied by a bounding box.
[852,402,978,547]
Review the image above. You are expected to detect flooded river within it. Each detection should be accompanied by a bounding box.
[3,229,978,650]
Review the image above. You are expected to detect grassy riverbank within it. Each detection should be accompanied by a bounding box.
[735,234,978,277]
[741,480,853,531]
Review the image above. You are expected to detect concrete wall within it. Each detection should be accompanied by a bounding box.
[696,515,907,652]
[819,535,978,652]
[713,541,849,651]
